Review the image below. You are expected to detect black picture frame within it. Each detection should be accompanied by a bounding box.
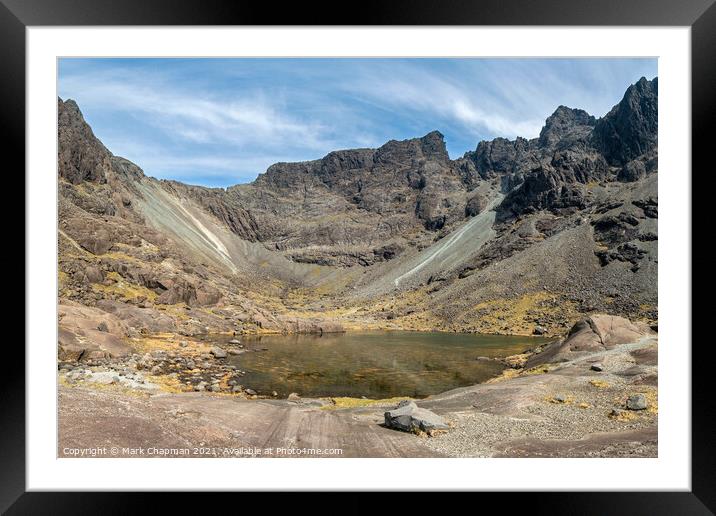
[4,0,711,512]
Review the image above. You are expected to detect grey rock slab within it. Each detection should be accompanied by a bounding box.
[384,400,449,434]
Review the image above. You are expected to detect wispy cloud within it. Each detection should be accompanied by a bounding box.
[59,70,336,152]
[341,63,545,139]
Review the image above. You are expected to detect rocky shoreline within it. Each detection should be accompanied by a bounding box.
[58,313,657,458]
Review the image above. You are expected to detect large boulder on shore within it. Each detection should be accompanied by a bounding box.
[384,400,449,434]
[525,314,654,368]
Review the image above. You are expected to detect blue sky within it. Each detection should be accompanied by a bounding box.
[58,58,657,187]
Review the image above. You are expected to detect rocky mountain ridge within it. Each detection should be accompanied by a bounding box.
[57,77,658,359]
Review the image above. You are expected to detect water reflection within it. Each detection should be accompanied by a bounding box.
[205,331,549,399]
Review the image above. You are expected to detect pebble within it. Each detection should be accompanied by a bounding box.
[591,363,604,372]
[244,388,257,396]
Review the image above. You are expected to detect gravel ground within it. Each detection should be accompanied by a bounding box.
[423,337,658,457]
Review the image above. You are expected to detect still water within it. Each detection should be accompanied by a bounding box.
[207,331,548,399]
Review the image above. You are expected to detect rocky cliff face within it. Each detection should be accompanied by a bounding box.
[172,130,477,267]
[57,76,658,343]
[495,78,657,221]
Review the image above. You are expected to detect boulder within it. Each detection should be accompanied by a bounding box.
[77,228,113,255]
[80,265,104,284]
[210,347,227,359]
[626,394,648,410]
[384,400,449,434]
[525,314,653,368]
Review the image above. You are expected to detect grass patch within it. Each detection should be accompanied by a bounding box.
[58,270,70,289]
[645,390,658,414]
[147,374,191,393]
[128,333,211,356]
[469,292,577,336]
[320,396,412,410]
[100,251,146,265]
[91,271,158,303]
[59,374,150,398]
[589,379,610,389]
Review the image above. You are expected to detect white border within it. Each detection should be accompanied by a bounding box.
[27,27,691,491]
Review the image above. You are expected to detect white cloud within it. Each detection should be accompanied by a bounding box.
[59,69,337,154]
[340,62,548,140]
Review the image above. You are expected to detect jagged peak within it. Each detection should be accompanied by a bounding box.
[418,130,448,159]
[420,130,445,142]
[632,76,658,92]
[538,105,595,148]
[592,76,658,165]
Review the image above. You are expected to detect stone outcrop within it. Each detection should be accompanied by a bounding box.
[58,301,132,361]
[494,78,657,220]
[155,279,222,307]
[525,314,655,368]
[592,77,658,166]
[58,99,112,185]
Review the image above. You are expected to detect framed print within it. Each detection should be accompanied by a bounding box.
[4,0,712,511]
